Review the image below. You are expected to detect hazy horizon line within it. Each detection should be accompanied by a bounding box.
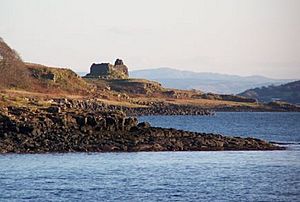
[71,65,298,80]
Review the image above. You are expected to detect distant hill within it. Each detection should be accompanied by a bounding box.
[130,68,293,94]
[238,80,300,104]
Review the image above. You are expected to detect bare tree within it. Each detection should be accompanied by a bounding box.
[0,37,30,89]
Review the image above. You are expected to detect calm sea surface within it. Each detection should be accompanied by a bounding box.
[0,112,300,202]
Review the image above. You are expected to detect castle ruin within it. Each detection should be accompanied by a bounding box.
[84,59,129,79]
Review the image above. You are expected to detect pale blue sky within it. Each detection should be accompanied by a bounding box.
[1,0,299,79]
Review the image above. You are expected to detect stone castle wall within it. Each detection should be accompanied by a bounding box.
[85,59,129,79]
[90,63,113,76]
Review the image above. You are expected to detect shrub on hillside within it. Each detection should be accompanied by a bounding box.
[0,37,30,89]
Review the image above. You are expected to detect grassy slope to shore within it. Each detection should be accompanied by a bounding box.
[1,74,298,113]
[0,37,299,112]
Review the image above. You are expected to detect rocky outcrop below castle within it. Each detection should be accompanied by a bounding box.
[30,98,213,116]
[0,106,282,153]
[66,99,213,116]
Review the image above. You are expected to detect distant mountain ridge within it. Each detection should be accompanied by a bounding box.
[239,80,300,104]
[130,68,294,94]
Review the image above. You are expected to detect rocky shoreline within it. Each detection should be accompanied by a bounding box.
[96,103,213,116]
[0,105,283,153]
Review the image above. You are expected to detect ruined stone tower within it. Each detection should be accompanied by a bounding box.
[84,59,129,79]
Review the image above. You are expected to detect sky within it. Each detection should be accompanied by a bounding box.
[0,0,300,79]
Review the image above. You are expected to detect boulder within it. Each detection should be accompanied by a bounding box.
[106,117,117,131]
[47,106,61,114]
[124,117,138,130]
[137,122,151,129]
[87,116,97,126]
[76,116,87,127]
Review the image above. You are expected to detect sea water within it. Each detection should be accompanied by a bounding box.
[0,112,299,201]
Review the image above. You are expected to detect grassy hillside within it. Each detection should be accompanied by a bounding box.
[26,63,92,94]
[239,81,300,104]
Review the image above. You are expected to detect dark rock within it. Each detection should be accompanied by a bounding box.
[0,113,10,123]
[76,116,87,127]
[96,118,106,130]
[87,116,97,126]
[7,106,27,116]
[19,125,34,134]
[47,106,61,113]
[41,72,56,81]
[32,129,42,136]
[114,59,124,66]
[137,122,151,128]
[106,117,117,131]
[129,126,139,132]
[0,105,283,154]
[124,117,138,130]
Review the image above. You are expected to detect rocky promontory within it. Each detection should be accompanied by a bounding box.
[0,106,282,153]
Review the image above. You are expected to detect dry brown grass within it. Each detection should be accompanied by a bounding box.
[25,63,92,94]
[130,96,260,108]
